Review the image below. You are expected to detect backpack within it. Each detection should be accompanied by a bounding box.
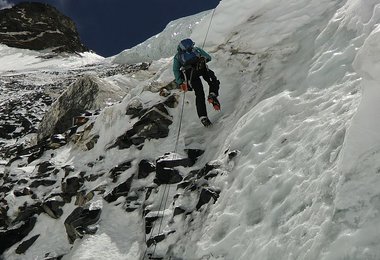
[179,47,202,67]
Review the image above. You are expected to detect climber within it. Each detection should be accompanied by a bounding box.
[173,38,221,127]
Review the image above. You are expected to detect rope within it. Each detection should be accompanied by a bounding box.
[142,184,168,259]
[142,6,218,258]
[201,7,217,48]
[152,183,171,256]
[174,91,186,154]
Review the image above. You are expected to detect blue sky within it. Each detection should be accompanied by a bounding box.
[5,0,220,57]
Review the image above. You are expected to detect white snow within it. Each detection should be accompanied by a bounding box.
[0,44,104,74]
[3,0,380,259]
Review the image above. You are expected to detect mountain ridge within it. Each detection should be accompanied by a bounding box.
[0,2,87,53]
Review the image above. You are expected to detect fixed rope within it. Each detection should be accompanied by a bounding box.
[173,91,186,154]
[201,7,217,49]
[152,181,171,257]
[142,184,170,260]
[142,6,218,259]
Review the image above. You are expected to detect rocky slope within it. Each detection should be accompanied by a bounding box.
[0,2,87,53]
[0,50,222,259]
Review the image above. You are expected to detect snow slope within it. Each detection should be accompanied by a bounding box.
[111,0,380,258]
[3,0,380,259]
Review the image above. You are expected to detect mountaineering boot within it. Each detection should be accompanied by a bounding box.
[207,92,221,111]
[200,116,212,127]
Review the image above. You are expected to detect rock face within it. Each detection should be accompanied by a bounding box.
[37,75,124,141]
[0,2,87,52]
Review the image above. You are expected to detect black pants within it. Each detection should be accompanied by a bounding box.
[184,67,220,118]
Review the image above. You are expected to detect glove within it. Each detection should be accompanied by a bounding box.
[180,83,188,92]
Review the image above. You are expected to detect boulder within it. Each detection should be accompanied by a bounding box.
[109,160,132,182]
[138,159,156,179]
[64,202,102,244]
[132,105,173,139]
[155,153,193,184]
[196,188,220,210]
[37,75,125,141]
[104,175,134,203]
[62,176,84,201]
[42,198,65,219]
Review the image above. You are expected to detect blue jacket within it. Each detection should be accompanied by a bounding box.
[173,47,212,85]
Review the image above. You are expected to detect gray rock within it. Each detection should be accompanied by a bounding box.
[15,234,40,254]
[37,75,125,141]
[0,217,37,255]
[64,203,101,244]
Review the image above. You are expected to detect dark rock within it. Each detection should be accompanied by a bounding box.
[17,179,29,185]
[173,207,186,217]
[185,149,205,166]
[132,106,173,139]
[155,153,193,184]
[138,159,156,179]
[27,148,46,164]
[50,134,67,148]
[13,204,42,224]
[0,185,12,193]
[30,179,56,188]
[204,172,219,180]
[109,161,132,182]
[0,217,37,255]
[147,233,166,247]
[163,94,179,108]
[63,165,75,176]
[104,175,134,203]
[111,131,134,150]
[0,206,9,228]
[42,198,65,219]
[126,99,143,117]
[145,187,154,201]
[196,188,220,210]
[155,168,182,185]
[112,102,174,150]
[62,176,84,201]
[14,187,33,197]
[0,2,87,52]
[146,231,175,248]
[37,75,124,141]
[0,124,17,138]
[44,253,64,260]
[196,162,221,179]
[75,191,94,206]
[228,150,239,160]
[64,204,101,244]
[15,234,40,254]
[37,161,54,175]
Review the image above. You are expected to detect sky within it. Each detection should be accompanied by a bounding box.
[1,0,220,57]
